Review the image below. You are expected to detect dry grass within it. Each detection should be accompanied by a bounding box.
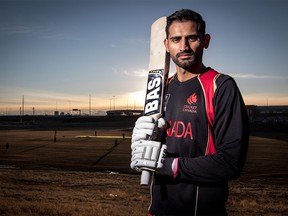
[227,178,288,215]
[0,129,287,215]
[0,170,150,216]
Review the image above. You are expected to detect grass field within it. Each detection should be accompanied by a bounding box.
[0,128,287,215]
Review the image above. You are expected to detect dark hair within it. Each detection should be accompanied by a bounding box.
[166,9,206,38]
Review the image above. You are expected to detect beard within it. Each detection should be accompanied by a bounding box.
[171,51,198,70]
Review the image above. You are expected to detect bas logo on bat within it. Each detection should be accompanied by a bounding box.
[144,69,164,115]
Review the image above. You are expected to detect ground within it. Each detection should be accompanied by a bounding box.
[0,128,287,215]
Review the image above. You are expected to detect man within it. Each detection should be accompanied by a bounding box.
[131,9,249,216]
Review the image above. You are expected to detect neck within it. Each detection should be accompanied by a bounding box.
[176,64,206,82]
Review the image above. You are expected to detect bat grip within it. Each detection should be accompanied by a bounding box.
[140,170,151,186]
[140,114,160,186]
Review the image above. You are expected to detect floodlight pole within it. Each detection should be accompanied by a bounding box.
[89,94,91,116]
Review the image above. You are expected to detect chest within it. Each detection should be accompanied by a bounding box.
[164,78,206,121]
[163,78,210,156]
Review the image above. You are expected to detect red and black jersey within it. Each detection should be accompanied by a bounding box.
[149,68,249,216]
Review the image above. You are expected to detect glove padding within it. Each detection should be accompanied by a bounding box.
[131,116,166,143]
[130,140,167,172]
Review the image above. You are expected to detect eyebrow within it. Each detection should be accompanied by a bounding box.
[169,34,199,39]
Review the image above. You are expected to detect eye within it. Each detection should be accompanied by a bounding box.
[188,35,199,42]
[170,37,181,43]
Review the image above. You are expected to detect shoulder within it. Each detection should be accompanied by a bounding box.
[200,69,242,98]
[216,73,238,91]
[197,68,237,92]
[202,68,234,83]
[211,72,244,104]
[200,68,238,89]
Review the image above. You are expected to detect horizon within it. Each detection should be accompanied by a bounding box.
[1,97,288,116]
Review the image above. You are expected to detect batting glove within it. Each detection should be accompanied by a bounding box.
[130,140,167,172]
[131,116,166,143]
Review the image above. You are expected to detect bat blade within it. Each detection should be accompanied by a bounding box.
[141,16,170,186]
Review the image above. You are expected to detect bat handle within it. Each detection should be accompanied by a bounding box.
[140,170,151,186]
[140,114,161,186]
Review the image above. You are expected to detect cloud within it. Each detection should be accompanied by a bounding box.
[40,33,82,41]
[110,67,147,77]
[0,25,34,35]
[0,24,81,41]
[123,68,147,77]
[0,86,102,106]
[109,44,118,48]
[230,73,288,79]
[123,38,148,46]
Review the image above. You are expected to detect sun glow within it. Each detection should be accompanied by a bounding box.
[0,90,147,116]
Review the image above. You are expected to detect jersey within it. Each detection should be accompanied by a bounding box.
[149,68,249,216]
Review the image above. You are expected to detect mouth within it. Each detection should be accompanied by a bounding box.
[179,54,192,59]
[177,52,194,60]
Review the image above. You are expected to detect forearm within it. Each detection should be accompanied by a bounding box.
[162,137,247,182]
[175,143,246,182]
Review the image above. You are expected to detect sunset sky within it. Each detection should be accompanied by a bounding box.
[0,0,287,115]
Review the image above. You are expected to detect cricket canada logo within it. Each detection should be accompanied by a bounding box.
[183,92,198,113]
[187,93,197,105]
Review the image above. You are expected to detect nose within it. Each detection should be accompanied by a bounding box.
[180,39,189,51]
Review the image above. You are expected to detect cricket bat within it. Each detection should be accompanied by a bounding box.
[141,16,170,186]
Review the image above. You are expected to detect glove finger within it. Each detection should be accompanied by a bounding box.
[131,140,161,150]
[134,128,154,136]
[135,116,155,124]
[131,133,148,143]
[131,143,145,151]
[130,160,138,170]
[131,153,144,161]
[151,146,161,161]
[132,149,144,159]
[135,122,155,130]
[131,148,157,161]
[157,118,167,129]
[131,126,155,142]
[143,145,160,161]
[133,159,157,168]
[143,140,162,148]
[130,163,154,172]
[130,161,139,170]
[131,140,141,149]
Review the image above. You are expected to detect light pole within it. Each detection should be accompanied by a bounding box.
[113,96,115,110]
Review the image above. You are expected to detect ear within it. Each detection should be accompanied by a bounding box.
[203,34,211,49]
[164,38,170,53]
